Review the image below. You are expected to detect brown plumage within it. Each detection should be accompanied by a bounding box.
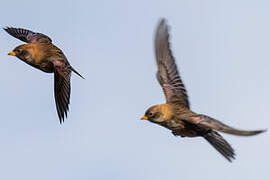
[4,27,84,123]
[141,19,266,162]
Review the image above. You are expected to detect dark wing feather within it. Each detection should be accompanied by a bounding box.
[186,115,266,136]
[155,18,190,108]
[203,131,235,162]
[54,65,71,123]
[4,27,52,43]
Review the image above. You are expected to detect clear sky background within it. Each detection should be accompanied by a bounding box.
[0,0,269,179]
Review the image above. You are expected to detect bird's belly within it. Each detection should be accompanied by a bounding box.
[21,59,54,73]
[159,119,184,130]
[172,129,198,137]
[162,120,199,137]
[37,62,54,73]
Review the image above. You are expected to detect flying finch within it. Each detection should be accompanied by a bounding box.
[5,27,84,123]
[141,19,266,162]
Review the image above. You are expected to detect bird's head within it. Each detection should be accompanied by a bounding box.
[141,105,168,123]
[8,44,34,62]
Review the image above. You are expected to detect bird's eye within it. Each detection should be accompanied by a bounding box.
[148,112,154,117]
[21,50,29,56]
[16,49,22,54]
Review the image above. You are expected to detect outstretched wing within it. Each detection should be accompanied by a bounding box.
[186,114,266,136]
[4,27,52,43]
[54,63,71,123]
[204,131,235,162]
[155,18,190,108]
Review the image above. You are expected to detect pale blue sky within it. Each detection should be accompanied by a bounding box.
[0,0,269,179]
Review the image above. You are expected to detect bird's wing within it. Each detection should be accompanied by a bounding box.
[185,114,266,136]
[155,18,190,108]
[54,62,71,123]
[4,27,52,43]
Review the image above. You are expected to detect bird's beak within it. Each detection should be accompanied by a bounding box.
[141,116,148,120]
[8,51,16,56]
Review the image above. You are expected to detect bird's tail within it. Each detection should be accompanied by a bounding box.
[196,115,267,136]
[71,66,85,79]
[203,131,235,162]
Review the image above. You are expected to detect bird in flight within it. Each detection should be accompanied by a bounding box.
[4,27,84,123]
[141,18,266,162]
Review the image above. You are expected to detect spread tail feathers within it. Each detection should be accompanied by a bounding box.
[204,131,235,162]
[196,115,266,136]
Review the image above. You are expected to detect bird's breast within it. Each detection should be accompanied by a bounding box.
[23,58,54,73]
[160,118,185,130]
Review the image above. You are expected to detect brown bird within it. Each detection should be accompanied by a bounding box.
[141,19,266,162]
[4,27,84,123]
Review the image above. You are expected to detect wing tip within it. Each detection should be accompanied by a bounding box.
[58,111,68,124]
[158,17,167,26]
[156,18,169,36]
[253,129,267,135]
[3,26,17,31]
[59,118,64,124]
[204,131,236,162]
[57,104,69,124]
[3,26,12,33]
[155,18,171,50]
